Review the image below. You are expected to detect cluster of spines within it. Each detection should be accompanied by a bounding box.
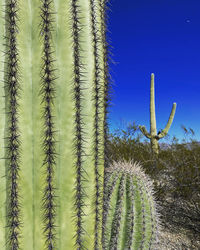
[101,170,121,249]
[133,166,161,249]
[143,177,160,249]
[70,0,88,248]
[39,0,58,248]
[103,160,160,250]
[137,179,146,249]
[101,171,119,248]
[109,174,126,249]
[89,0,104,248]
[4,0,22,249]
[99,0,115,246]
[124,175,134,249]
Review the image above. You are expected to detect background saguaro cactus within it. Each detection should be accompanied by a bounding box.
[102,160,160,250]
[0,0,112,249]
[139,73,176,155]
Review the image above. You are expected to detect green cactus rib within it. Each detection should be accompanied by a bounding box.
[4,0,22,249]
[100,0,114,246]
[102,171,119,245]
[90,0,103,248]
[139,73,177,155]
[39,0,57,249]
[103,160,160,250]
[123,175,134,249]
[70,0,87,248]
[109,173,126,249]
[100,0,112,172]
[102,172,121,249]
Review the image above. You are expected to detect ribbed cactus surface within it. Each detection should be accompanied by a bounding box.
[139,73,176,155]
[0,0,111,249]
[102,160,160,250]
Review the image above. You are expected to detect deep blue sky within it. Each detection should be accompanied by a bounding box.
[107,0,200,141]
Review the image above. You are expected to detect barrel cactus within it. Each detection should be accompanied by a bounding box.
[0,0,111,249]
[102,160,160,250]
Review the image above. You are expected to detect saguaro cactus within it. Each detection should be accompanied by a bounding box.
[139,73,176,155]
[0,0,112,249]
[102,160,160,250]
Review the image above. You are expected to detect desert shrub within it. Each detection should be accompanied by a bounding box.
[108,122,200,201]
[108,122,152,164]
[161,139,200,200]
[107,121,200,242]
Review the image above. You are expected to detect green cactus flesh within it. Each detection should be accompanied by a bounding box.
[139,73,176,155]
[0,0,111,249]
[102,160,160,250]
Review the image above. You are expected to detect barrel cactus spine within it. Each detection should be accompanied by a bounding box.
[102,160,161,250]
[0,0,112,249]
[139,73,177,155]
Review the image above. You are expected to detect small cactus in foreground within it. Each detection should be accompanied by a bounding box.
[139,73,176,155]
[102,160,160,250]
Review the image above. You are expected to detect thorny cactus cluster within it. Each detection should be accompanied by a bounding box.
[0,0,160,249]
[102,160,160,250]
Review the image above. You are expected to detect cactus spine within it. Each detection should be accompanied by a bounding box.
[102,160,160,250]
[4,1,21,249]
[139,73,176,155]
[0,0,111,249]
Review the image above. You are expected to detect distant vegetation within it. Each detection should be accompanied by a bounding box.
[107,121,200,248]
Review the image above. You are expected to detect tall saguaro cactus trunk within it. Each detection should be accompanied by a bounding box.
[139,73,177,156]
[0,0,111,249]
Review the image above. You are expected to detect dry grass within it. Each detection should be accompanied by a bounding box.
[158,229,198,250]
[149,166,200,249]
